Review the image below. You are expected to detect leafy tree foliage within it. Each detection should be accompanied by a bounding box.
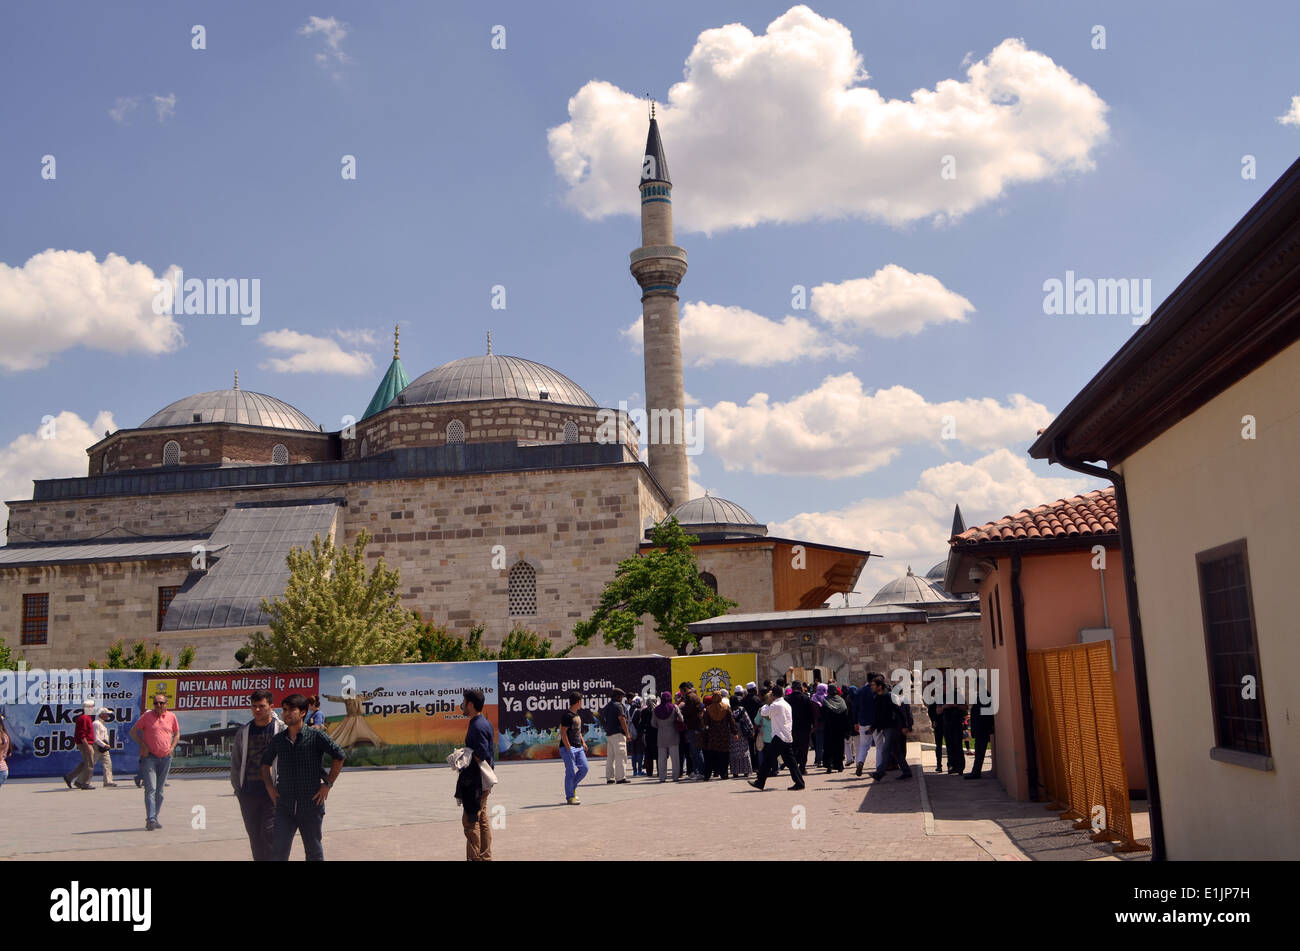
[573,516,735,655]
[89,641,195,670]
[242,530,417,668]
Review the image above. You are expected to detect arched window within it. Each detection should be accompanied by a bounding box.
[700,571,718,594]
[272,444,289,465]
[446,420,466,444]
[101,455,109,475]
[358,437,368,458]
[508,561,537,616]
[563,420,579,443]
[162,440,181,467]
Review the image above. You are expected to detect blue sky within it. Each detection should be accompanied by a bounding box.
[2,1,1298,593]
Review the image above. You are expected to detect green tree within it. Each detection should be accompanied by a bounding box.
[413,620,493,662]
[498,626,573,659]
[89,641,196,670]
[411,620,574,661]
[242,529,417,668]
[573,516,735,655]
[0,636,22,671]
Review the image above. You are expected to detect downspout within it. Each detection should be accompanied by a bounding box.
[1049,436,1165,862]
[1009,548,1039,801]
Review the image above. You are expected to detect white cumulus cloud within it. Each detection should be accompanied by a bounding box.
[258,329,376,375]
[812,265,974,337]
[109,96,139,124]
[548,5,1109,233]
[0,411,116,544]
[697,374,1052,477]
[0,250,184,371]
[623,301,853,367]
[1278,95,1300,126]
[770,448,1095,596]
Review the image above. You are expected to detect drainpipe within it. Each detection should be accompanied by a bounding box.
[1009,548,1039,801]
[1049,436,1165,862]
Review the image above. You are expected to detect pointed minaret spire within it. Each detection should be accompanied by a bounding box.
[630,110,688,505]
[486,330,493,356]
[394,323,400,359]
[233,369,239,390]
[951,504,966,538]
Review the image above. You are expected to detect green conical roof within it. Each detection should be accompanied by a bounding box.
[362,356,411,419]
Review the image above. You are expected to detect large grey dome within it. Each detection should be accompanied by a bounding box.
[396,355,597,408]
[669,496,767,537]
[140,389,317,431]
[869,567,950,606]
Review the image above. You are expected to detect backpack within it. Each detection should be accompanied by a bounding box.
[734,708,754,740]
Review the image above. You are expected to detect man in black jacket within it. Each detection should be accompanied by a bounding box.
[870,678,912,781]
[786,682,814,772]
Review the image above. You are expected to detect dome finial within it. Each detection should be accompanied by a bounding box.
[233,369,239,390]
[394,323,400,360]
[486,330,492,356]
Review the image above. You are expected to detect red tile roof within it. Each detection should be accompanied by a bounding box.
[954,488,1117,545]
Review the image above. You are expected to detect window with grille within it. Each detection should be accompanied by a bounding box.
[700,571,718,594]
[508,561,537,615]
[272,444,289,465]
[22,593,49,645]
[446,420,466,444]
[563,420,579,443]
[162,440,181,467]
[1197,540,1269,756]
[157,586,180,631]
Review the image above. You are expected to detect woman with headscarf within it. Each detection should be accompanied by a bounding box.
[0,712,12,789]
[700,689,738,780]
[821,685,850,772]
[811,682,828,768]
[729,686,754,778]
[637,695,657,778]
[654,691,684,782]
[844,684,859,764]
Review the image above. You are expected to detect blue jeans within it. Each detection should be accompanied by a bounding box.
[560,746,589,800]
[139,754,171,822]
[686,734,705,776]
[272,798,325,861]
[0,770,8,788]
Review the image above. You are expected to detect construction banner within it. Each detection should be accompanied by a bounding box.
[0,670,143,778]
[670,653,758,699]
[317,662,498,767]
[496,656,671,760]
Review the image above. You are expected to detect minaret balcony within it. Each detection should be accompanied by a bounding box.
[629,245,688,288]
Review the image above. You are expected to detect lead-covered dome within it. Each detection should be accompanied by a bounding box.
[869,566,951,606]
[140,389,318,431]
[668,496,767,537]
[395,355,597,408]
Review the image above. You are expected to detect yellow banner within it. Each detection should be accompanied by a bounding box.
[670,653,757,699]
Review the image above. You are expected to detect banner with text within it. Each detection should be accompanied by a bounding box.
[497,656,671,760]
[1,671,144,778]
[317,663,498,767]
[143,670,321,768]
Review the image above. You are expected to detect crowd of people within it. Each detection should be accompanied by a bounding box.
[9,672,996,862]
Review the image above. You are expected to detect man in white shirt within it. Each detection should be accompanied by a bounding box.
[92,708,117,787]
[748,690,805,791]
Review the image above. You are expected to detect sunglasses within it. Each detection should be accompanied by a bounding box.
[154,701,167,706]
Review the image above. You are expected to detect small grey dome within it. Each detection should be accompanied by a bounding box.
[140,390,317,431]
[925,560,947,581]
[397,355,596,408]
[869,566,951,606]
[668,496,767,537]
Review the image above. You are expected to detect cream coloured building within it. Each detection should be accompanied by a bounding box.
[1030,157,1300,859]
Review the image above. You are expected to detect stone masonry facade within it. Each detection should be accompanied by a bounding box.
[89,425,336,474]
[709,614,986,741]
[2,461,671,668]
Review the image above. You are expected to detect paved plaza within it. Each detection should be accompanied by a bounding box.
[1,744,1149,861]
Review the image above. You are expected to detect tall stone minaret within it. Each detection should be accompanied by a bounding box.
[630,107,690,505]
